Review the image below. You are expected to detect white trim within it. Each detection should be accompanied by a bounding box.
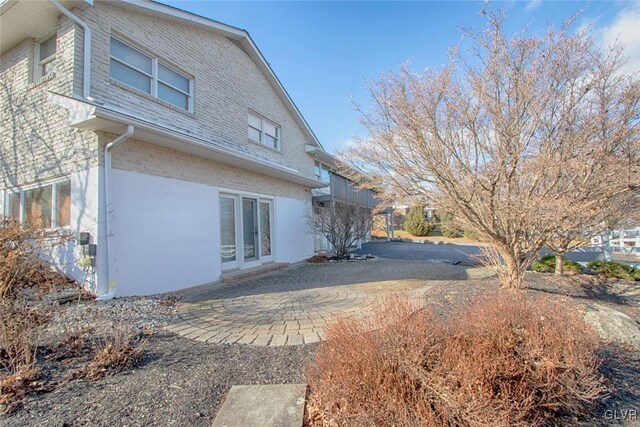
[217,186,275,200]
[49,93,326,188]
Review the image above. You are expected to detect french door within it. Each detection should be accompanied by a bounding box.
[220,194,273,271]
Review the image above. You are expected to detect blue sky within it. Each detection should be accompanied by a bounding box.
[160,1,640,154]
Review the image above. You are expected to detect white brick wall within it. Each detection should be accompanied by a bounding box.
[76,1,318,181]
[105,135,310,201]
[2,1,324,209]
[0,17,99,190]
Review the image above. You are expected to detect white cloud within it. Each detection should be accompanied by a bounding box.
[594,0,640,74]
[524,0,543,13]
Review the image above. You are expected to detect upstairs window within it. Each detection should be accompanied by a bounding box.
[6,180,71,229]
[314,161,331,183]
[248,112,280,149]
[109,36,193,111]
[35,35,56,79]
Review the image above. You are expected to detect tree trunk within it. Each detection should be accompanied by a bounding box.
[555,253,565,275]
[497,250,527,290]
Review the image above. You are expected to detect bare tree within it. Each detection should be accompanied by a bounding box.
[307,202,373,258]
[547,192,638,275]
[345,10,640,288]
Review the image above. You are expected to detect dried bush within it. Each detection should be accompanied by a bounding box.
[307,294,606,427]
[0,305,50,373]
[158,293,180,307]
[307,255,330,263]
[74,324,145,381]
[0,217,74,301]
[0,366,41,414]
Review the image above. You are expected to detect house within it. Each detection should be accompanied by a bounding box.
[0,0,356,297]
[305,148,377,252]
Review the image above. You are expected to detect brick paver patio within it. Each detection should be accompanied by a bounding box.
[167,259,493,346]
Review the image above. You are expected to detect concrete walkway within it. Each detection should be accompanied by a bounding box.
[167,259,493,346]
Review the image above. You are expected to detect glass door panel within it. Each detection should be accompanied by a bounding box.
[259,201,272,258]
[220,197,237,266]
[242,198,258,262]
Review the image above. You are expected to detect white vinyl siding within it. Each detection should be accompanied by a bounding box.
[109,36,193,111]
[248,112,280,150]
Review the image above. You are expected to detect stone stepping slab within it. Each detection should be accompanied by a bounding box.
[212,384,307,427]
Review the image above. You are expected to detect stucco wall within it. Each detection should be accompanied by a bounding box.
[111,168,220,296]
[111,168,314,296]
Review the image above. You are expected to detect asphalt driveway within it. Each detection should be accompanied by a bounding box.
[356,240,638,267]
[354,240,482,264]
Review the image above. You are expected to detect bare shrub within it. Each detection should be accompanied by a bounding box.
[306,202,372,258]
[0,306,50,373]
[307,294,606,426]
[74,324,145,381]
[0,217,73,301]
[0,366,41,414]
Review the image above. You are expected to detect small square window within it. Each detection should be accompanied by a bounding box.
[314,161,331,183]
[55,180,71,227]
[23,186,52,228]
[35,35,56,80]
[248,112,280,150]
[8,193,20,221]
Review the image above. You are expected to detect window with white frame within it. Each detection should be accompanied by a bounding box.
[35,34,56,80]
[314,161,331,183]
[109,36,193,111]
[248,112,280,149]
[6,180,71,229]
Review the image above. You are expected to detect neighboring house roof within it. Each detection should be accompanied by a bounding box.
[112,0,325,151]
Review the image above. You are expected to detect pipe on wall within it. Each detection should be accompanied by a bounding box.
[49,0,92,99]
[97,125,134,300]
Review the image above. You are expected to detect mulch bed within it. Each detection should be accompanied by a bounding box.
[423,272,640,322]
[1,333,315,427]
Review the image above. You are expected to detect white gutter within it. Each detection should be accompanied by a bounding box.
[49,0,91,99]
[96,125,134,300]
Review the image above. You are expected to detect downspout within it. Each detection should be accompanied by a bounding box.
[49,0,91,99]
[97,125,134,300]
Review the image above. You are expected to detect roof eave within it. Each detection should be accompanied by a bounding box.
[49,93,326,189]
